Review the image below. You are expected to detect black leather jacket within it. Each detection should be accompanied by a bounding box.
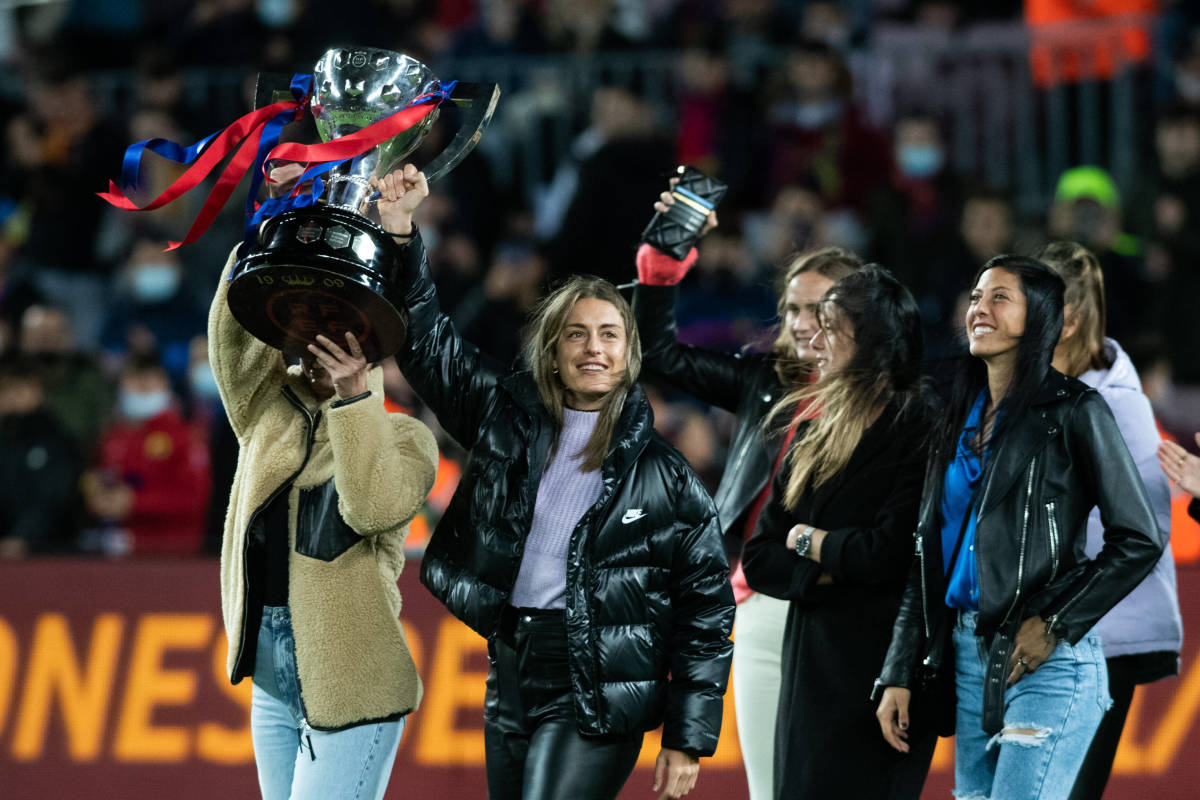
[633,283,788,542]
[393,234,735,756]
[876,370,1164,728]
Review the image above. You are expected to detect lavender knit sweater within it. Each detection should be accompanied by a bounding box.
[510,408,604,609]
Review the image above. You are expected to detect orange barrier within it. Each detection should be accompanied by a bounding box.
[1,559,1199,799]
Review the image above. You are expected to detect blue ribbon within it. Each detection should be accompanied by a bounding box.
[118,129,221,193]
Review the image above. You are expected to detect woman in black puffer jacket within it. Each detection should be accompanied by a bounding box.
[377,165,735,800]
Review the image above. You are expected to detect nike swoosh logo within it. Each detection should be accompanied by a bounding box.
[621,509,647,524]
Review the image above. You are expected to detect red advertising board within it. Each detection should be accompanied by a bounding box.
[2,559,1199,799]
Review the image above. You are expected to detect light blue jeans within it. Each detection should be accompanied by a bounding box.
[953,610,1110,800]
[251,606,405,800]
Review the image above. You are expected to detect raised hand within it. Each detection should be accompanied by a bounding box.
[369,164,429,237]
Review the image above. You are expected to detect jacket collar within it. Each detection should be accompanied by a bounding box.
[977,369,1079,517]
[497,371,654,481]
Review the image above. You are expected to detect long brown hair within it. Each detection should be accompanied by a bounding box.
[766,265,925,509]
[524,276,642,472]
[770,246,864,386]
[1036,240,1111,377]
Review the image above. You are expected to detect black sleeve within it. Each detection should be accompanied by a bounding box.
[662,462,736,758]
[1034,391,1165,644]
[741,468,824,600]
[633,282,765,413]
[390,230,506,449]
[874,552,926,694]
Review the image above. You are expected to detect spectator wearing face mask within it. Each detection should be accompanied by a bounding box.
[100,237,207,388]
[866,111,961,298]
[83,352,210,557]
[0,354,83,558]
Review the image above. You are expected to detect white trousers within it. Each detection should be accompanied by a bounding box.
[731,592,790,800]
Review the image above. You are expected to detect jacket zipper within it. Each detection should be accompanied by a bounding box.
[1045,567,1105,641]
[230,388,320,680]
[298,716,316,760]
[1046,501,1059,583]
[915,531,930,640]
[999,457,1037,626]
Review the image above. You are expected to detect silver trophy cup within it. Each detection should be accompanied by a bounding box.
[227,47,500,362]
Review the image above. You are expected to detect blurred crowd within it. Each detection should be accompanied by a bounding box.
[2,0,1200,559]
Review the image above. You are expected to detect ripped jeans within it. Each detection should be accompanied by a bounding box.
[953,610,1110,800]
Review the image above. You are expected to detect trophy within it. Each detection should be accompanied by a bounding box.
[226,48,499,362]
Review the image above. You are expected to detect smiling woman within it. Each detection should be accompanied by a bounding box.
[875,255,1164,800]
[556,299,627,408]
[377,165,735,800]
[524,279,640,472]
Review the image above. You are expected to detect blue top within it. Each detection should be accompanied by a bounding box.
[940,390,992,610]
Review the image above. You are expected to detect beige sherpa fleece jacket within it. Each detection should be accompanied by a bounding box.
[209,247,437,730]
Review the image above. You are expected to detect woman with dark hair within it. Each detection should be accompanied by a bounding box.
[376,165,735,800]
[876,255,1164,800]
[633,194,862,800]
[740,264,936,799]
[1035,242,1181,800]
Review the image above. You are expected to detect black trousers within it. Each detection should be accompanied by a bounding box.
[484,607,643,800]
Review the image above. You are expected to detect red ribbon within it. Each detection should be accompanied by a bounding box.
[262,100,439,167]
[97,90,441,251]
[97,98,302,213]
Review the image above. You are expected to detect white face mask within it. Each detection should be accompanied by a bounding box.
[119,390,172,421]
[189,363,221,400]
[131,263,181,302]
[257,0,297,27]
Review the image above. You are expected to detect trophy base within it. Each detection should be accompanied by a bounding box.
[227,207,407,363]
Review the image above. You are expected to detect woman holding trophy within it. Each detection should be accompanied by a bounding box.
[208,159,439,800]
[377,164,735,800]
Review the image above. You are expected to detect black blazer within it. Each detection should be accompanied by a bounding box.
[741,401,928,604]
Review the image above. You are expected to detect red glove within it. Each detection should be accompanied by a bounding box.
[636,243,698,286]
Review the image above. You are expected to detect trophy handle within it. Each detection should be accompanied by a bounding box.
[422,83,501,184]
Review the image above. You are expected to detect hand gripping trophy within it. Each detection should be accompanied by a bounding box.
[101,47,499,362]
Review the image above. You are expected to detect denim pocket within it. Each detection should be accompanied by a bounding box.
[1085,634,1111,712]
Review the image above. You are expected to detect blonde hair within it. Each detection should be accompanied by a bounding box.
[770,247,864,386]
[1037,241,1111,377]
[524,276,642,472]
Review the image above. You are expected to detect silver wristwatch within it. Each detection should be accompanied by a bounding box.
[794,525,815,558]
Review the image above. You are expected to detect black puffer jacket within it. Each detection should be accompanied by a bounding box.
[633,283,788,541]
[876,370,1163,727]
[393,233,735,756]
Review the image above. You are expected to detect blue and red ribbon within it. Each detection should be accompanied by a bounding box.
[98,75,454,251]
